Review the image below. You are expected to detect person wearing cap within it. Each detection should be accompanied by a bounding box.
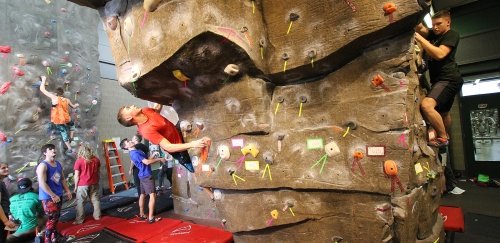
[0,162,17,242]
[8,178,45,243]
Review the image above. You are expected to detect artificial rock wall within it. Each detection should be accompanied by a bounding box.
[0,0,100,188]
[73,0,444,242]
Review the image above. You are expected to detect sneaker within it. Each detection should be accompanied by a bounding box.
[450,187,465,195]
[148,217,162,224]
[428,137,449,148]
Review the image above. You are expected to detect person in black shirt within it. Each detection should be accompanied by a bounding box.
[415,10,463,147]
[0,163,17,242]
[415,10,465,195]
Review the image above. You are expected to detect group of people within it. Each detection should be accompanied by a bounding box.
[0,7,466,243]
[116,102,211,224]
[0,143,101,243]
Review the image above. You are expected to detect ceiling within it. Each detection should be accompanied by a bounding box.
[433,0,478,10]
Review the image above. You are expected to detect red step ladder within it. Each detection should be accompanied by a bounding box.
[103,139,129,194]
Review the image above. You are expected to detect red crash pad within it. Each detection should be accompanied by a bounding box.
[106,217,182,242]
[144,221,233,243]
[439,206,465,232]
[58,216,125,237]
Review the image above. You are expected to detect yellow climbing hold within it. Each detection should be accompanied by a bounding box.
[172,69,190,82]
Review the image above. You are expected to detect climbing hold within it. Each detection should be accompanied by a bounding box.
[241,144,259,158]
[383,3,397,23]
[383,3,397,15]
[270,210,279,219]
[180,120,192,137]
[308,50,317,67]
[324,141,340,157]
[351,151,366,175]
[371,74,390,92]
[217,145,231,160]
[383,160,398,176]
[12,66,25,77]
[274,97,284,115]
[263,151,274,164]
[0,82,12,95]
[259,38,266,59]
[345,121,357,130]
[172,69,190,82]
[384,160,404,192]
[276,134,285,152]
[287,13,300,35]
[0,46,12,58]
[298,96,307,117]
[224,64,240,76]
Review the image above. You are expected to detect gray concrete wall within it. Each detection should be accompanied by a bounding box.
[95,78,147,188]
[0,0,100,189]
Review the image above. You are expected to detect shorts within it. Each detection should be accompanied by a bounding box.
[427,81,462,113]
[53,124,70,142]
[139,176,156,195]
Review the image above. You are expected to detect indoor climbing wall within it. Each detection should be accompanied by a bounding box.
[0,0,100,184]
[73,0,443,242]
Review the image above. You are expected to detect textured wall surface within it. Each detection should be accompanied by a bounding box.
[71,0,444,242]
[0,0,100,187]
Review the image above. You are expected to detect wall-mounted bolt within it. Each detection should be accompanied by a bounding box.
[308,50,317,58]
[276,96,285,103]
[259,38,266,47]
[240,26,248,33]
[299,96,307,103]
[289,13,300,21]
[282,53,289,61]
[345,121,357,130]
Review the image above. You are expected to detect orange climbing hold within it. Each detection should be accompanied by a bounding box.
[200,137,212,164]
[353,151,364,160]
[371,74,384,87]
[383,2,397,15]
[383,160,398,176]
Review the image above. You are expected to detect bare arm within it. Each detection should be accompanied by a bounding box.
[0,206,15,228]
[141,157,165,165]
[68,99,79,109]
[415,33,453,61]
[415,23,429,37]
[159,137,207,153]
[61,172,72,200]
[73,170,80,192]
[39,76,58,102]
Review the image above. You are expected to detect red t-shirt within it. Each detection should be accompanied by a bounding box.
[73,157,100,186]
[138,108,182,145]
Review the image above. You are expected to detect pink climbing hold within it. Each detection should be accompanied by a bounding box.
[0,81,12,95]
[13,66,25,77]
[0,131,6,142]
[0,45,11,58]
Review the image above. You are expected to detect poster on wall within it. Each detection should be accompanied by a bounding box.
[470,108,500,161]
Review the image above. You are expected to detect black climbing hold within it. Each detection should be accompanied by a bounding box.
[289,13,300,21]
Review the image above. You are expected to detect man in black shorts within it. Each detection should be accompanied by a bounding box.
[415,10,463,147]
[120,138,165,223]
